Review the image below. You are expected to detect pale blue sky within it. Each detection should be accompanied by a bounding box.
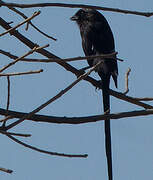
[0,1,153,180]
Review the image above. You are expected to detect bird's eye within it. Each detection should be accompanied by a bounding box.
[79,9,85,15]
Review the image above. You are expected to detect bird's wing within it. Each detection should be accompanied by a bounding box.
[90,22,115,54]
[81,28,95,67]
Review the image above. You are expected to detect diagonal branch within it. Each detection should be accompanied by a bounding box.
[5,134,88,158]
[0,2,153,17]
[0,11,41,37]
[0,130,31,137]
[8,7,57,41]
[0,45,48,73]
[0,167,13,174]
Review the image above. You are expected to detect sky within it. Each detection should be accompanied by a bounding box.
[0,0,153,180]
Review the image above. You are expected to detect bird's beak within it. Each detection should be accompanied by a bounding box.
[70,15,78,21]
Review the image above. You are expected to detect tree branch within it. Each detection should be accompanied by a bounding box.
[8,7,57,41]
[0,69,43,76]
[0,167,13,174]
[5,134,88,158]
[0,2,153,17]
[0,108,153,125]
[123,68,131,94]
[0,130,31,137]
[0,45,48,73]
[0,49,124,63]
[0,11,41,37]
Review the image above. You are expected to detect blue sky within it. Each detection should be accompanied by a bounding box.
[0,0,153,180]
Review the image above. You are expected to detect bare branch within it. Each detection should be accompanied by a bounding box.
[0,69,43,76]
[5,134,88,158]
[123,68,131,94]
[2,76,11,127]
[0,49,124,63]
[110,89,153,109]
[134,97,153,101]
[0,108,153,125]
[0,45,48,73]
[0,11,41,37]
[0,2,153,17]
[0,130,31,137]
[6,76,10,110]
[0,167,13,174]
[8,7,57,41]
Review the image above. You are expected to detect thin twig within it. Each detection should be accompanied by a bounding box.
[0,167,13,174]
[48,52,122,62]
[2,76,11,127]
[0,45,48,73]
[0,69,43,76]
[5,61,102,130]
[0,49,123,63]
[0,11,41,37]
[0,130,31,137]
[134,97,153,101]
[5,134,88,158]
[8,7,57,41]
[0,2,153,17]
[6,76,10,110]
[123,68,131,94]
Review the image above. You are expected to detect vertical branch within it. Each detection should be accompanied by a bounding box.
[2,76,10,127]
[6,76,10,111]
[123,68,131,94]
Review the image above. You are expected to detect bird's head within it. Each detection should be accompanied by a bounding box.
[70,9,102,25]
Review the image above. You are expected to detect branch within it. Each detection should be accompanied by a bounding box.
[0,130,31,137]
[8,7,57,41]
[5,134,88,158]
[0,167,13,174]
[0,108,153,124]
[6,76,10,110]
[0,49,124,63]
[134,97,153,101]
[0,69,43,76]
[123,68,131,94]
[0,45,48,73]
[2,76,11,127]
[109,89,153,109]
[0,2,153,17]
[0,11,41,37]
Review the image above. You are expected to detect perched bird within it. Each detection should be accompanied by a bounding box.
[70,9,118,180]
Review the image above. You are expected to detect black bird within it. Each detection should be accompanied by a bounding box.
[70,9,118,180]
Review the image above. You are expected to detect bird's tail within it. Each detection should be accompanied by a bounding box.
[102,75,113,180]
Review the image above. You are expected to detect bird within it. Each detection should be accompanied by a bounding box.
[70,9,118,180]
